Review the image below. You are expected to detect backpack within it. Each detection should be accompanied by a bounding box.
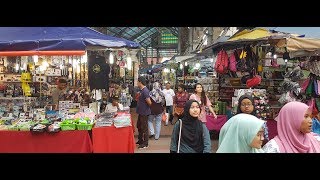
[229,52,237,72]
[214,50,229,74]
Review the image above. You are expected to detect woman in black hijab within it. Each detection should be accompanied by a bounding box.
[170,99,212,153]
[237,94,255,115]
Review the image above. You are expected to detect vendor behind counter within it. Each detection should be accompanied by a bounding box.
[105,96,124,113]
[51,78,70,110]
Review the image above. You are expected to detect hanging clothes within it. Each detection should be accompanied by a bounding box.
[88,55,110,90]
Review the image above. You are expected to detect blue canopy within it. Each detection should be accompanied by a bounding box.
[0,27,140,51]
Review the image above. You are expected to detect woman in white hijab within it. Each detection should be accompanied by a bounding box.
[217,113,265,153]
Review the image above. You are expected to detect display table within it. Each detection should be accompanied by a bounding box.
[206,115,228,131]
[92,125,135,153]
[0,130,93,153]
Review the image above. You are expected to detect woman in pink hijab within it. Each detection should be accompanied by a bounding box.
[263,101,320,153]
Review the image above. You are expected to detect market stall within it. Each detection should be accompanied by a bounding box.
[0,130,92,153]
[0,27,139,153]
[206,28,310,119]
[92,126,135,153]
[92,112,134,153]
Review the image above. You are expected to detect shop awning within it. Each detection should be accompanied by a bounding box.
[228,28,271,41]
[0,27,140,56]
[276,37,320,52]
[0,50,85,56]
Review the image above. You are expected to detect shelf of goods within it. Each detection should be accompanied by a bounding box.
[218,73,285,119]
[197,76,219,104]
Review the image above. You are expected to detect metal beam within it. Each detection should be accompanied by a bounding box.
[106,28,120,35]
[154,27,163,34]
[129,27,153,40]
[154,44,178,49]
[139,31,159,44]
[164,27,178,37]
[117,27,130,36]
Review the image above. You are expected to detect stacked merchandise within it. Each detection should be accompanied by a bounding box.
[198,76,219,105]
[95,112,116,127]
[212,101,227,115]
[0,97,36,120]
[278,66,304,104]
[113,113,131,128]
[58,101,81,119]
[301,59,320,115]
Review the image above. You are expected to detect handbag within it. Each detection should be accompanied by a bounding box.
[246,70,261,88]
[174,107,184,116]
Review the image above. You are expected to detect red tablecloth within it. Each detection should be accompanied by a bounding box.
[92,125,135,153]
[206,115,228,131]
[0,130,93,153]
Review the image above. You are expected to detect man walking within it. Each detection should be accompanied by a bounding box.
[162,82,175,125]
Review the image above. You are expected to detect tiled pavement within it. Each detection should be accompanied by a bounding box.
[130,108,219,153]
[134,136,219,153]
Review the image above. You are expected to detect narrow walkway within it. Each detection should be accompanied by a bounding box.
[134,137,219,153]
[131,108,219,153]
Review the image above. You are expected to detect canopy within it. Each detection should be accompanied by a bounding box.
[206,28,301,53]
[276,37,320,52]
[275,37,320,57]
[0,27,140,56]
[228,28,272,41]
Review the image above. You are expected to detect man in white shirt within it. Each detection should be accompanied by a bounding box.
[162,82,175,125]
[105,96,124,113]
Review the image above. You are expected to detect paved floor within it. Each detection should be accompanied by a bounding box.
[134,136,219,153]
[131,108,219,153]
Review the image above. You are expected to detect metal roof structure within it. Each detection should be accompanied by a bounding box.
[103,27,179,58]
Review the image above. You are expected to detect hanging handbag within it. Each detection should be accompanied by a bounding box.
[314,79,319,96]
[246,70,261,88]
[301,78,311,93]
[306,76,314,96]
[257,60,263,72]
[317,80,320,96]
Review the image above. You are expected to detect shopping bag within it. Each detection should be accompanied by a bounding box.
[162,112,169,124]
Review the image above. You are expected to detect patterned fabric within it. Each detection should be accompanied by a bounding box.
[263,134,320,153]
[149,82,165,105]
[263,122,269,140]
[174,91,189,108]
[262,139,280,153]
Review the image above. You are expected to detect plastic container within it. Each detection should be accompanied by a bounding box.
[60,124,76,131]
[76,124,93,130]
